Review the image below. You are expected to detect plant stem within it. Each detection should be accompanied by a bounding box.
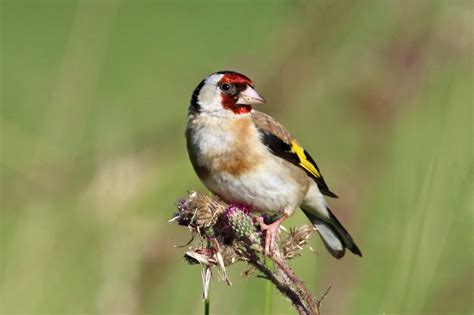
[263,260,274,315]
[248,253,309,315]
[202,266,211,315]
[204,297,210,315]
[273,254,319,314]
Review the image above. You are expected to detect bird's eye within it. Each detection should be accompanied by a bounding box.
[220,83,231,92]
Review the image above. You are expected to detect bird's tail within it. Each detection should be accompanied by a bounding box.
[302,206,362,259]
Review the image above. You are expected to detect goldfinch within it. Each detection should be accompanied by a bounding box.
[185,70,362,259]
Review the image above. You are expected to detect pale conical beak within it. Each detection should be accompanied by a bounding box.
[237,86,266,105]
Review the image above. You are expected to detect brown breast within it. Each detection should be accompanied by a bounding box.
[186,114,265,181]
[213,117,263,176]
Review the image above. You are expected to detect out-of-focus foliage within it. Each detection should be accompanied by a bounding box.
[1,1,472,314]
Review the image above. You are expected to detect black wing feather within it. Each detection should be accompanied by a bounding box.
[259,130,338,198]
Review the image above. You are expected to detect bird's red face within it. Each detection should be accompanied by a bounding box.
[217,73,265,114]
[189,71,266,115]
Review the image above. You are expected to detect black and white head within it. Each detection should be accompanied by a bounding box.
[189,71,265,116]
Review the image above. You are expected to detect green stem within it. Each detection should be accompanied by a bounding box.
[204,297,210,315]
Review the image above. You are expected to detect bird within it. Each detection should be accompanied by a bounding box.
[185,70,362,259]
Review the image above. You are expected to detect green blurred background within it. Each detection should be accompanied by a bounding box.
[1,1,472,314]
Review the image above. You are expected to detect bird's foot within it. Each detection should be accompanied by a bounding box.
[256,214,288,256]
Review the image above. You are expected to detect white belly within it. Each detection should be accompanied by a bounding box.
[203,159,308,214]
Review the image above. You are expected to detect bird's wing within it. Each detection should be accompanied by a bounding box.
[251,110,338,198]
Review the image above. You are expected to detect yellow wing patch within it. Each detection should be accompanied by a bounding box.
[290,140,321,178]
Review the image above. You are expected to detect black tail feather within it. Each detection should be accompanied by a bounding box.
[302,207,362,258]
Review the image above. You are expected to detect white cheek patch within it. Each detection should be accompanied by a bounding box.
[198,86,222,112]
[197,73,227,113]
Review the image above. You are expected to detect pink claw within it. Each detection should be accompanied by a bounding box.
[256,214,288,256]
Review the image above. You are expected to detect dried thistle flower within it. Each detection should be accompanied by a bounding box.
[172,191,322,315]
[282,224,316,259]
[184,248,217,266]
[173,192,226,236]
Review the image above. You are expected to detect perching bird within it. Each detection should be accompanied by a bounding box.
[185,70,362,259]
